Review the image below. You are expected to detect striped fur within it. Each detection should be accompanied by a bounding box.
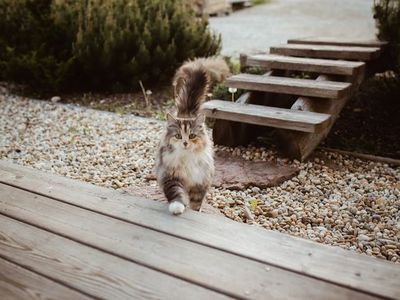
[156,57,229,214]
[156,114,214,215]
[174,66,209,118]
[173,57,230,118]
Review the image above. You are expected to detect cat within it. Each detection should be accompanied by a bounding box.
[156,57,229,215]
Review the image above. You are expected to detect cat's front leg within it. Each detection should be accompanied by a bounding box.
[188,185,208,211]
[161,174,189,215]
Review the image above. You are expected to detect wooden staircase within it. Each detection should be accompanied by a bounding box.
[245,54,365,76]
[202,38,386,160]
[226,73,352,99]
[270,44,381,61]
[202,100,331,133]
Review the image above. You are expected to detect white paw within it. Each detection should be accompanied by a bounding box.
[168,201,185,215]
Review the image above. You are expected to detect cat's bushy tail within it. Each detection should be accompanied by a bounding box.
[173,57,230,118]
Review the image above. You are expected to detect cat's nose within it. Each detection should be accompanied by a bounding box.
[183,141,188,147]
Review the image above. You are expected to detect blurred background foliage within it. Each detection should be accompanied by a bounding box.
[0,0,221,93]
[374,0,400,73]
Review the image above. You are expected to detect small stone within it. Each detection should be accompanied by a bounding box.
[372,214,381,222]
[51,96,61,103]
[269,209,279,218]
[357,234,371,242]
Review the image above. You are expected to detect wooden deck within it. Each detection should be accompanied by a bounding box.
[0,160,399,300]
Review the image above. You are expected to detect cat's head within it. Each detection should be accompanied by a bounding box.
[166,113,207,151]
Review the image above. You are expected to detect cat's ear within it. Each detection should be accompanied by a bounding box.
[166,112,177,125]
[195,113,205,124]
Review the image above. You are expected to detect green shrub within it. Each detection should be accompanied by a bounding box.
[325,75,400,158]
[211,83,245,101]
[210,56,266,101]
[373,0,400,73]
[0,0,221,93]
[0,0,74,91]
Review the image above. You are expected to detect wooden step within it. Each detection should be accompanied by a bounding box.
[246,54,365,76]
[288,37,387,48]
[270,44,381,61]
[202,100,331,133]
[225,73,351,99]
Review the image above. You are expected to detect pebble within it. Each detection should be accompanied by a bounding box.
[357,234,371,242]
[1,95,399,263]
[51,96,61,103]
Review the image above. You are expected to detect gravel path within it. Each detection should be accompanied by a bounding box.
[209,0,376,57]
[1,94,399,263]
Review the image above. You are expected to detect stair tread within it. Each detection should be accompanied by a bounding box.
[226,73,352,99]
[202,100,331,133]
[246,54,365,76]
[287,37,387,48]
[270,44,381,61]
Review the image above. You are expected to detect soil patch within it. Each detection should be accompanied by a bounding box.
[323,76,400,159]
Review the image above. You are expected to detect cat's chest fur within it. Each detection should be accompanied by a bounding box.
[162,146,213,187]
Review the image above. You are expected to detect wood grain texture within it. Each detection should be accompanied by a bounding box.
[0,183,378,300]
[211,91,267,146]
[0,161,399,300]
[226,73,351,99]
[202,100,331,133]
[279,69,366,161]
[270,44,381,61]
[246,54,365,76]
[278,74,335,159]
[287,38,387,48]
[0,258,92,300]
[0,214,228,300]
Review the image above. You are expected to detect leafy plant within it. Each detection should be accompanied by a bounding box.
[373,0,400,73]
[252,0,271,5]
[211,83,245,101]
[0,0,221,93]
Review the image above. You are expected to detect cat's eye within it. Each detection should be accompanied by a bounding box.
[189,133,196,139]
[175,133,182,139]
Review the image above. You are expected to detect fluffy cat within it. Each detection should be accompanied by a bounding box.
[156,57,229,215]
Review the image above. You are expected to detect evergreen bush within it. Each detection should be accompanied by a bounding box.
[0,0,74,91]
[373,0,400,73]
[0,0,221,93]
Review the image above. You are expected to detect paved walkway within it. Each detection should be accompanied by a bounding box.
[209,0,376,57]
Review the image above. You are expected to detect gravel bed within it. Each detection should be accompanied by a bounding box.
[1,94,399,263]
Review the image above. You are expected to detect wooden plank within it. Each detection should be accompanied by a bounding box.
[320,147,400,167]
[0,161,399,300]
[270,44,381,61]
[0,257,92,300]
[0,215,227,300]
[287,37,387,48]
[211,92,256,146]
[246,54,365,76]
[0,183,378,300]
[226,73,351,99]
[203,0,231,15]
[278,67,366,161]
[202,100,331,133]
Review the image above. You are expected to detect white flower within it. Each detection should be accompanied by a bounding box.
[228,87,237,94]
[145,90,152,95]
